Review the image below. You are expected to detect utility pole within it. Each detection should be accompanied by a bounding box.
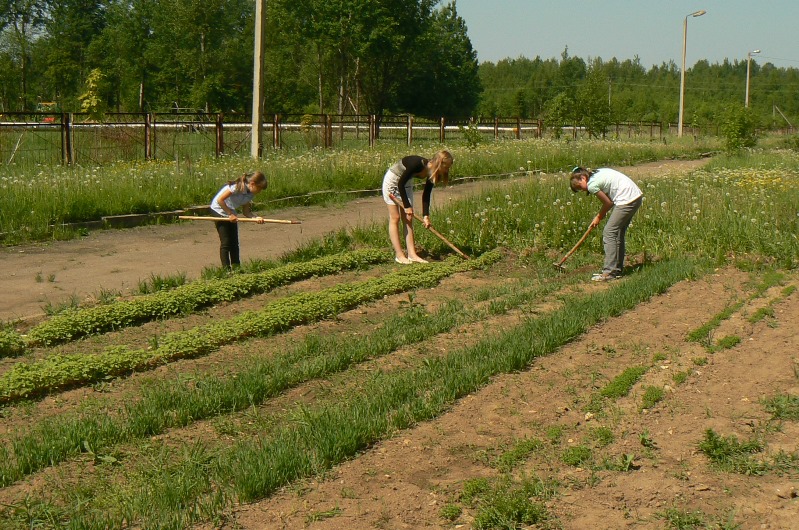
[251,0,266,159]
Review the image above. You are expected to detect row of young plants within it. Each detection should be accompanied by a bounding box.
[0,257,577,489]
[19,248,390,348]
[0,251,501,404]
[0,258,699,529]
[686,270,790,351]
[442,267,799,529]
[1,137,717,244]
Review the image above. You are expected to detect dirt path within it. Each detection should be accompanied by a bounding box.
[0,159,707,322]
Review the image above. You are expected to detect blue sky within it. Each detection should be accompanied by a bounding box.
[453,0,799,69]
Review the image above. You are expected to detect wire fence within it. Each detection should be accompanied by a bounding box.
[0,111,700,169]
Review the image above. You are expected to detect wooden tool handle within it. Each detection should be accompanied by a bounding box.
[556,224,594,266]
[388,194,470,259]
[178,215,301,224]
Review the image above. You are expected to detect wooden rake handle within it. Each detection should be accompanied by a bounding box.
[555,223,595,267]
[389,194,470,260]
[178,215,301,225]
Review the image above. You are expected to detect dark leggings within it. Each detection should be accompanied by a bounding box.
[215,221,240,269]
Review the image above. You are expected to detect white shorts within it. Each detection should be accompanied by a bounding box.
[382,169,414,207]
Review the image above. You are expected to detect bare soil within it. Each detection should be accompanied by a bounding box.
[2,158,797,529]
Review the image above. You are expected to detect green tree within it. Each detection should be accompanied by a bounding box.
[0,0,47,110]
[545,91,573,138]
[355,0,435,118]
[575,65,611,137]
[39,0,108,110]
[720,105,758,152]
[394,1,481,118]
[78,66,105,119]
[142,0,251,112]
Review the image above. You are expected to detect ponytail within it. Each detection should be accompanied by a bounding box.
[231,171,267,193]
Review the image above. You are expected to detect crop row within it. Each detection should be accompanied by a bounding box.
[0,251,501,403]
[0,260,572,488]
[0,258,700,528]
[19,248,390,348]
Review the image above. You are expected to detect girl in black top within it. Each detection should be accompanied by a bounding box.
[381,150,453,263]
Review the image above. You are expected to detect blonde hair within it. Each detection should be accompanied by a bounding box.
[231,171,267,193]
[428,150,453,185]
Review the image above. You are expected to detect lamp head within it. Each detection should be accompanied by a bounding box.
[691,10,707,17]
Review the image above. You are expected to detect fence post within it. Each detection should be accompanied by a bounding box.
[537,119,543,138]
[494,117,499,139]
[516,117,521,140]
[407,115,413,146]
[273,114,280,149]
[61,113,72,165]
[325,114,332,148]
[439,117,445,143]
[215,113,224,157]
[369,115,376,147]
[144,112,153,160]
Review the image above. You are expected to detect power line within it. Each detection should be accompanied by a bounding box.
[758,55,799,65]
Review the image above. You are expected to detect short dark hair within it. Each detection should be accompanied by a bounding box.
[569,167,592,194]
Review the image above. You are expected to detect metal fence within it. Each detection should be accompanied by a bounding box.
[0,111,672,168]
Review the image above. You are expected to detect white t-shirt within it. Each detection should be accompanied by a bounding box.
[210,184,255,216]
[586,168,642,206]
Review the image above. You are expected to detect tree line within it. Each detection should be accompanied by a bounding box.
[0,0,480,119]
[478,48,799,135]
[2,1,797,134]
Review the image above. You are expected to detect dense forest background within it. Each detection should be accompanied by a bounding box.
[2,0,797,131]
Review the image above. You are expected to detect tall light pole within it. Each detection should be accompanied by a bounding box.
[251,0,266,159]
[745,49,760,108]
[678,9,706,138]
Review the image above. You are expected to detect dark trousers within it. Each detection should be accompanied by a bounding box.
[215,221,240,269]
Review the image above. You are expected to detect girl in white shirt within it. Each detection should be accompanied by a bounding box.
[211,171,267,269]
[570,167,643,281]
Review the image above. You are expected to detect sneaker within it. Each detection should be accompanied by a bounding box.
[591,273,620,282]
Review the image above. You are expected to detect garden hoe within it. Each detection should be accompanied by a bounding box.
[553,223,595,271]
[178,215,301,224]
[389,194,470,260]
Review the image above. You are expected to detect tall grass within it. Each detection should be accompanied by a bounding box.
[0,138,716,244]
[400,150,799,268]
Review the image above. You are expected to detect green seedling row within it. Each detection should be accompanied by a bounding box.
[0,251,501,403]
[24,248,390,347]
[0,267,570,488]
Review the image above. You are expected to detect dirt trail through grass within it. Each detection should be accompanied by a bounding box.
[0,159,707,322]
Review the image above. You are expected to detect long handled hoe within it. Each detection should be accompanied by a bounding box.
[389,194,470,260]
[178,215,302,225]
[553,223,595,271]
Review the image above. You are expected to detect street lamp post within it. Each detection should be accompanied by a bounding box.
[678,9,706,138]
[745,49,760,108]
